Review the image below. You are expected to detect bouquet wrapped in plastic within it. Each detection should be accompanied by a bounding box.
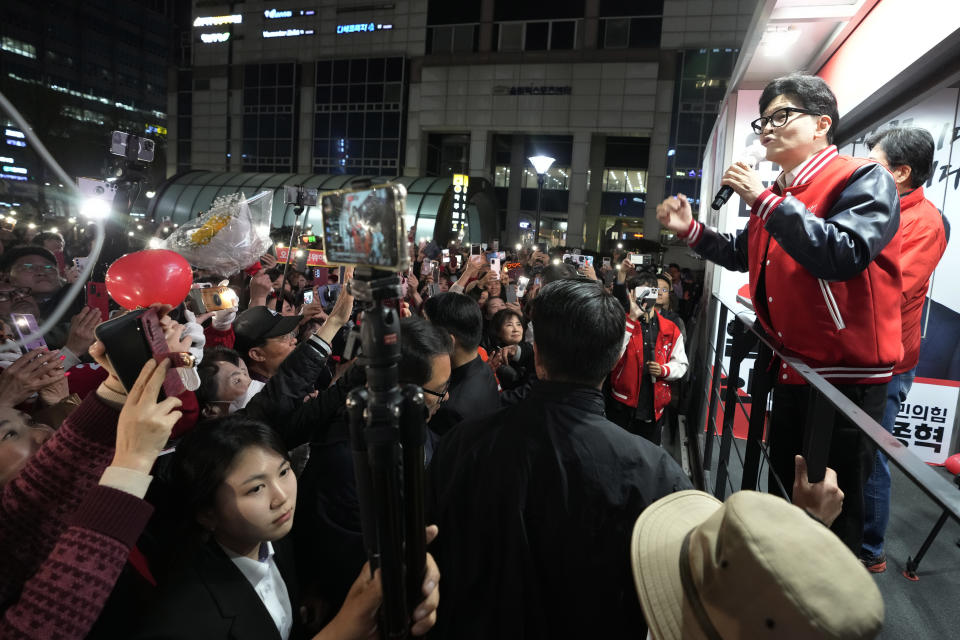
[162,191,273,275]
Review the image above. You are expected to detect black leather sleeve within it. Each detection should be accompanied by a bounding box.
[763,162,900,281]
[691,224,751,273]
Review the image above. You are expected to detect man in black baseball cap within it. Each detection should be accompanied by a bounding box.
[232,306,301,408]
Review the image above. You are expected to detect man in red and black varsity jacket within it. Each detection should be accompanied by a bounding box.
[656,74,901,553]
[607,274,688,445]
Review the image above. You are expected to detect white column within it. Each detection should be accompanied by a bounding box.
[565,130,591,248]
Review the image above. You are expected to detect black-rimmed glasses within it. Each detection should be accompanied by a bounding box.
[422,380,450,403]
[751,107,821,135]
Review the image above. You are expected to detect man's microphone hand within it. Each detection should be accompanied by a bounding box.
[720,162,765,207]
[656,194,694,234]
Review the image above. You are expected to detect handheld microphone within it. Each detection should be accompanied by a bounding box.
[711,142,767,210]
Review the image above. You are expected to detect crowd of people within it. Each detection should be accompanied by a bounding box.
[1,71,943,639]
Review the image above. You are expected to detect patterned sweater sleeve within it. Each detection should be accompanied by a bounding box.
[0,392,154,640]
[0,485,153,639]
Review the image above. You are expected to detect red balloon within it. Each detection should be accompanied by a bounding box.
[106,249,193,310]
[945,453,960,476]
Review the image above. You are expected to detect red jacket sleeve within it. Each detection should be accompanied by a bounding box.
[899,211,946,304]
[203,325,235,349]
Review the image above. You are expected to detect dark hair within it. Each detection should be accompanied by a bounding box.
[0,246,58,274]
[423,292,483,351]
[541,263,578,286]
[490,308,524,345]
[32,231,63,247]
[759,74,839,144]
[656,270,673,287]
[529,279,626,386]
[399,316,453,386]
[196,347,243,406]
[865,126,935,188]
[464,285,485,303]
[171,416,290,525]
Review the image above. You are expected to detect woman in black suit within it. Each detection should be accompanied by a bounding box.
[131,416,439,640]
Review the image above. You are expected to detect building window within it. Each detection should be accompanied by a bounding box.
[314,57,405,175]
[602,169,647,193]
[603,18,629,48]
[494,165,510,187]
[242,62,298,172]
[496,20,581,52]
[499,23,523,52]
[1,37,36,59]
[599,16,662,49]
[521,166,569,190]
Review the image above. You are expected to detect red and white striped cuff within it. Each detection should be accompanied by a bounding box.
[753,189,784,223]
[662,364,670,378]
[678,219,703,246]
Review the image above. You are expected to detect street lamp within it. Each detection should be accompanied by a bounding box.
[528,154,555,246]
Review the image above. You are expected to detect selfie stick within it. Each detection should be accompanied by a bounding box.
[276,190,310,313]
[95,133,152,281]
[346,266,427,639]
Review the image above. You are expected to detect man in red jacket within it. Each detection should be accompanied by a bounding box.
[656,74,902,552]
[608,273,688,445]
[860,126,949,572]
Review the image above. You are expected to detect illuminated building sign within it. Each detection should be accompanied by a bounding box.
[193,15,242,27]
[145,124,168,136]
[200,32,231,43]
[336,23,393,34]
[2,166,27,175]
[263,28,315,38]
[5,139,26,148]
[452,174,469,227]
[0,157,12,163]
[5,129,24,139]
[0,173,27,182]
[264,8,316,18]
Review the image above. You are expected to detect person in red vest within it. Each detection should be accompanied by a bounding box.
[860,126,949,572]
[656,74,902,553]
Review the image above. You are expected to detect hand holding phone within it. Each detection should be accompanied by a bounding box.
[10,313,46,352]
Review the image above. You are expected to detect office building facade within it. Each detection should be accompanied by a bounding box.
[176,0,754,248]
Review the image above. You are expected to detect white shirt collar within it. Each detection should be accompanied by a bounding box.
[221,541,293,640]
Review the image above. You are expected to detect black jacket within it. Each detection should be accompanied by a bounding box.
[131,538,304,640]
[242,334,364,448]
[428,353,501,436]
[426,380,692,639]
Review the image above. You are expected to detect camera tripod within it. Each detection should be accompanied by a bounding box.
[346,266,427,639]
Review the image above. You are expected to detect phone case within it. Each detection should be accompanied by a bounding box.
[94,309,185,396]
[11,314,46,352]
[86,282,111,322]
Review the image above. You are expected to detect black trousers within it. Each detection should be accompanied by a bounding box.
[605,398,665,446]
[767,383,884,553]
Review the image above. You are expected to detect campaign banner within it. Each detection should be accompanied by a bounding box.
[893,378,959,465]
[275,247,330,267]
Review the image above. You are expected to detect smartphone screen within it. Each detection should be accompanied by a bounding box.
[303,289,315,304]
[320,184,406,269]
[470,244,481,256]
[442,248,450,263]
[11,313,46,352]
[603,257,611,268]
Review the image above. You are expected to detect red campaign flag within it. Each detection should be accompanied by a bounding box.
[275,247,331,267]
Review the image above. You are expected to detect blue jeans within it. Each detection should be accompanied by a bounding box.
[861,367,916,558]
